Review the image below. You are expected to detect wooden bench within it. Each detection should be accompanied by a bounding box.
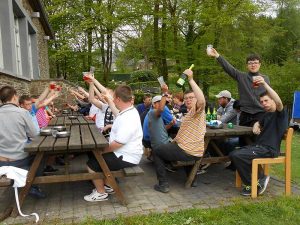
[0,176,13,187]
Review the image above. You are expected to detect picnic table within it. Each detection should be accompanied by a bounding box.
[174,125,253,187]
[10,123,126,216]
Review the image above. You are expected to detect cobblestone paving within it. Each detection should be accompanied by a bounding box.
[1,155,299,224]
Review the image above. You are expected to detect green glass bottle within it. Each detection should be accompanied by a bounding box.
[212,108,217,120]
[206,108,211,122]
[176,64,194,88]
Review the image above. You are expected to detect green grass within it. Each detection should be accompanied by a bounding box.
[78,197,300,225]
[271,132,300,185]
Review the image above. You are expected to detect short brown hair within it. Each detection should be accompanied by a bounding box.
[0,86,17,103]
[114,85,132,102]
[19,95,31,105]
[174,92,183,102]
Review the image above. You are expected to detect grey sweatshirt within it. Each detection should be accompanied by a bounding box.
[217,56,270,114]
[217,98,237,124]
[0,104,38,160]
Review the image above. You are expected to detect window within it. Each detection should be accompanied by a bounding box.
[14,16,22,76]
[0,24,3,69]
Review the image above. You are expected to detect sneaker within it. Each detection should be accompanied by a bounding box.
[29,186,46,199]
[258,175,270,195]
[84,190,108,202]
[154,183,170,193]
[43,165,58,174]
[104,184,115,194]
[200,163,211,170]
[196,169,207,175]
[241,185,251,196]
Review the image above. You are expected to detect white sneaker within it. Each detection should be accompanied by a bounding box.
[84,190,108,202]
[104,184,115,194]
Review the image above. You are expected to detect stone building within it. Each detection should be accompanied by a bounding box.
[0,0,53,96]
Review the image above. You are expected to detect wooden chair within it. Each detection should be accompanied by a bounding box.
[236,127,294,198]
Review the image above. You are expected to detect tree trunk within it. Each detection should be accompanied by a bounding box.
[161,0,168,80]
[153,0,161,74]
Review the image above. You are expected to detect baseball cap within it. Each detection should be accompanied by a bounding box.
[215,90,232,99]
[152,95,162,104]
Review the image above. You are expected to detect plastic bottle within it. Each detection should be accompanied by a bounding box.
[212,108,217,120]
[176,64,194,87]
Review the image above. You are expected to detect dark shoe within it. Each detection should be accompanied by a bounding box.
[43,165,58,174]
[225,162,236,171]
[154,183,170,193]
[29,187,46,199]
[241,185,251,196]
[258,176,270,195]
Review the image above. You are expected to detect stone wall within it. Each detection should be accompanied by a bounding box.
[0,74,30,96]
[21,0,50,79]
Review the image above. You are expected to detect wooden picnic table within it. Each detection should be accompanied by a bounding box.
[180,125,253,187]
[48,115,95,126]
[10,123,126,216]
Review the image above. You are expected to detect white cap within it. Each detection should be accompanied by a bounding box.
[215,90,232,99]
[152,95,162,104]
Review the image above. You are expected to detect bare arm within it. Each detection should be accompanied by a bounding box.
[88,83,103,109]
[103,141,124,153]
[78,87,89,98]
[70,89,85,100]
[38,91,59,108]
[102,94,119,117]
[35,85,51,109]
[184,69,206,112]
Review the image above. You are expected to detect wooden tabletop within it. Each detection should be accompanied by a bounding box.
[25,124,107,153]
[205,125,253,137]
[48,115,95,126]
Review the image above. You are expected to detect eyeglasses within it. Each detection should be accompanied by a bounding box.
[247,61,260,65]
[184,96,195,100]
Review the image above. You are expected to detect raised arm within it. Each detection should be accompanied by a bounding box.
[70,89,85,100]
[208,48,241,80]
[257,76,283,111]
[88,83,103,109]
[183,69,205,112]
[35,84,51,109]
[102,93,119,117]
[78,87,89,98]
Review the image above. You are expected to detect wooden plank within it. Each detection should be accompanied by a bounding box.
[64,116,72,125]
[80,125,96,149]
[32,171,125,184]
[53,126,70,151]
[77,116,87,125]
[68,125,82,150]
[48,117,58,126]
[89,125,108,148]
[39,136,56,152]
[0,177,13,187]
[83,116,95,124]
[123,166,144,176]
[56,116,65,126]
[24,136,46,152]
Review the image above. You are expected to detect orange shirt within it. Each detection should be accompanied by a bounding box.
[174,105,206,157]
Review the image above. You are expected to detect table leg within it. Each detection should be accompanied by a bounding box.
[92,150,126,205]
[185,137,211,188]
[11,152,44,217]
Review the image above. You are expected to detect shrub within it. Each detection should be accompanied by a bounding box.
[129,70,158,83]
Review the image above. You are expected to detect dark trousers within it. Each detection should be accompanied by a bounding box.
[229,145,275,185]
[152,142,199,183]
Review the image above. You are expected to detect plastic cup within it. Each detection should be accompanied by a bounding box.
[206,44,213,55]
[83,72,91,81]
[157,76,166,87]
[56,85,62,91]
[252,76,259,88]
[227,123,234,129]
[50,83,56,89]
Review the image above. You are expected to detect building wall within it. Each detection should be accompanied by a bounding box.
[0,73,30,96]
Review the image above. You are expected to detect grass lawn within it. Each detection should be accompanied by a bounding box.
[271,131,300,185]
[79,196,300,225]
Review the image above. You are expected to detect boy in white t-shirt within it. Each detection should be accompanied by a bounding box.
[84,84,143,202]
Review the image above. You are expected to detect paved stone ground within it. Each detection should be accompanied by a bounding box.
[1,155,300,225]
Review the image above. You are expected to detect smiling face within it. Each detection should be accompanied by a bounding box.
[184,92,196,110]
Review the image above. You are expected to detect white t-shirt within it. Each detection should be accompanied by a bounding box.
[110,106,143,164]
[95,104,109,129]
[89,104,100,117]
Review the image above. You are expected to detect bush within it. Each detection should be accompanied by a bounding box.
[129,70,158,83]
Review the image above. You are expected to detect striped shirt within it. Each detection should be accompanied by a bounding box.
[174,105,206,157]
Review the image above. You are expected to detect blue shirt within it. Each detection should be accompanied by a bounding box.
[136,103,147,116]
[143,106,173,141]
[30,104,40,134]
